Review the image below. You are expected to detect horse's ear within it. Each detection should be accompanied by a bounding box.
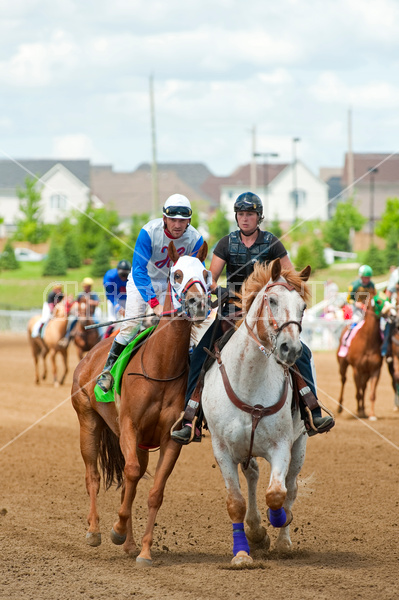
[271,258,281,282]
[195,241,208,263]
[167,241,179,264]
[299,265,312,282]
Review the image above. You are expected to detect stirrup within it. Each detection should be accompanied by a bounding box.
[170,416,200,445]
[96,370,114,392]
[305,406,335,437]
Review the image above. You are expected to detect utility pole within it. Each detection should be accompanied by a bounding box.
[368,167,378,245]
[253,151,279,228]
[149,74,159,218]
[292,137,300,222]
[347,108,354,193]
[250,125,257,191]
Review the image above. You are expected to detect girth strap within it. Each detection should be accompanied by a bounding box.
[212,343,289,469]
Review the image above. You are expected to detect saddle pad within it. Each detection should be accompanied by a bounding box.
[338,320,364,357]
[95,326,156,403]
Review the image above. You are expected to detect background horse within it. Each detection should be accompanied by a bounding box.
[337,299,384,420]
[71,241,210,566]
[72,300,101,360]
[201,258,311,564]
[27,301,69,387]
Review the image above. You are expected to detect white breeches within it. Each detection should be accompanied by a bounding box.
[31,302,51,337]
[116,275,166,345]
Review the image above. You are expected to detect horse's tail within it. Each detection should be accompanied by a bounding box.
[98,426,125,491]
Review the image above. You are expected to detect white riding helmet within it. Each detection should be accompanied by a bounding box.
[162,194,192,219]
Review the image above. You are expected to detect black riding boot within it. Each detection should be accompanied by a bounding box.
[96,339,126,392]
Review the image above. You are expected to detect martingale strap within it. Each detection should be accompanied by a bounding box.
[213,343,289,470]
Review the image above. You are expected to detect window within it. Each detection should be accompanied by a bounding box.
[50,194,67,210]
[290,189,306,207]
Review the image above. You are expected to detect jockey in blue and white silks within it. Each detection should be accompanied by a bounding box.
[96,194,204,392]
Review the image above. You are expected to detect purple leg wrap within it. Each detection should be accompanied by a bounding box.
[269,508,286,528]
[232,522,250,556]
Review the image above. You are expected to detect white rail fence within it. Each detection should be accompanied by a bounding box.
[1,308,347,352]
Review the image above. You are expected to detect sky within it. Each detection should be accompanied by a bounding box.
[1,0,399,178]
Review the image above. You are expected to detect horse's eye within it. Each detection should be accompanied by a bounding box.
[174,270,183,282]
[269,297,277,306]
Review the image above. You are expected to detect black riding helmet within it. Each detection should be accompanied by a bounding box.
[117,259,131,272]
[234,192,264,223]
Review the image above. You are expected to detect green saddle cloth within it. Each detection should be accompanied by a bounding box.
[94,326,156,403]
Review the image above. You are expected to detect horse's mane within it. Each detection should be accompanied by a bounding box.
[237,261,311,317]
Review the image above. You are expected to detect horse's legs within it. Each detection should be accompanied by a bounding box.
[337,357,349,414]
[265,443,291,524]
[49,348,59,387]
[275,433,307,552]
[41,344,49,381]
[212,439,252,564]
[367,368,381,421]
[353,368,367,418]
[59,349,68,385]
[74,398,104,546]
[121,448,149,556]
[240,458,269,549]
[30,341,41,384]
[136,441,182,565]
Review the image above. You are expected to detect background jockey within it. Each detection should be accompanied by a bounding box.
[96,194,204,392]
[103,259,131,321]
[59,278,100,347]
[31,284,64,338]
[346,265,376,330]
[171,191,334,445]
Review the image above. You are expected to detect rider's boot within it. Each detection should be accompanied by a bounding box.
[59,318,78,348]
[96,339,126,392]
[171,398,202,445]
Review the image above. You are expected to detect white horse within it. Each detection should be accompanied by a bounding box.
[202,258,311,565]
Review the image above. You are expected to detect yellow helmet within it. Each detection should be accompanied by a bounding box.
[82,277,94,286]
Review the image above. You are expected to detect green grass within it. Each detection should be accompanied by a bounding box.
[0,260,391,311]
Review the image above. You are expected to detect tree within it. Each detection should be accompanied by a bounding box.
[385,229,399,270]
[208,208,230,247]
[269,215,282,238]
[363,244,386,276]
[294,244,313,271]
[63,232,82,268]
[91,238,111,278]
[42,240,68,276]
[311,238,327,271]
[323,199,366,251]
[129,213,150,249]
[75,203,122,259]
[0,239,19,270]
[375,198,399,239]
[14,176,50,244]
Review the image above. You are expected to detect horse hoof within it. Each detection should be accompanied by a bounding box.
[110,527,126,545]
[246,525,268,546]
[136,556,153,567]
[86,532,102,547]
[393,406,399,412]
[54,381,60,388]
[231,552,253,565]
[276,538,292,552]
[368,415,377,422]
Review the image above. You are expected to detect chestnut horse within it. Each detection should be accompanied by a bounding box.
[71,241,210,566]
[337,301,382,420]
[27,301,69,387]
[72,300,101,360]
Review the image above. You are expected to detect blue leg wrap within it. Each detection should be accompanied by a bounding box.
[232,522,250,556]
[268,508,287,528]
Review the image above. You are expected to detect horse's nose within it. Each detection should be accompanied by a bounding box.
[278,340,302,365]
[187,296,207,319]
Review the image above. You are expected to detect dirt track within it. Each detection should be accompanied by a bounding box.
[1,333,399,600]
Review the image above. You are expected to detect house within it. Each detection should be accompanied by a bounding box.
[91,163,218,231]
[319,167,344,219]
[0,159,102,237]
[219,161,329,228]
[342,153,399,226]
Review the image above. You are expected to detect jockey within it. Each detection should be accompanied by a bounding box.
[343,265,376,343]
[103,259,131,322]
[171,191,334,444]
[96,194,204,392]
[375,289,397,360]
[31,284,64,338]
[59,278,101,347]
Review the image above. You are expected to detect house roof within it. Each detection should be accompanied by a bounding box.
[136,162,218,205]
[342,153,399,184]
[0,159,91,190]
[91,167,212,218]
[226,163,289,186]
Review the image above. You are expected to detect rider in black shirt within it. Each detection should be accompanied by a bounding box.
[171,192,334,444]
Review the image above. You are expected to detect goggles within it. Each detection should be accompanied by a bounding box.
[234,200,259,212]
[163,205,192,218]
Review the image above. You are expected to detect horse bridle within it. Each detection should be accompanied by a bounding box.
[244,280,303,357]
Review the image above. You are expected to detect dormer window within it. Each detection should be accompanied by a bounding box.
[50,194,67,209]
